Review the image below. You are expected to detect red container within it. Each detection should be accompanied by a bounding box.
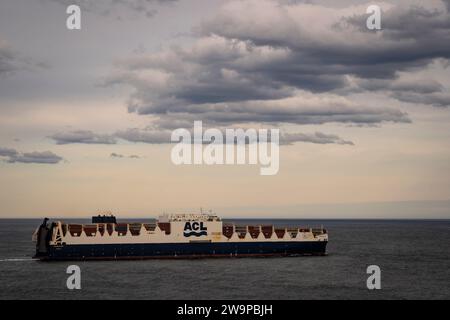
[68,224,83,237]
[275,229,285,239]
[222,225,234,239]
[158,222,171,235]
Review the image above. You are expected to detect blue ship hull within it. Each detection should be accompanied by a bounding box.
[38,241,328,261]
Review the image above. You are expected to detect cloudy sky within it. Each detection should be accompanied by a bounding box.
[0,0,449,218]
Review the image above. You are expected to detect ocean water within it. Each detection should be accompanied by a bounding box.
[0,219,449,300]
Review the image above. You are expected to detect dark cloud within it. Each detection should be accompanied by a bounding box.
[46,0,178,19]
[0,39,50,77]
[0,147,19,157]
[354,78,443,94]
[110,152,124,158]
[281,132,354,146]
[148,96,410,126]
[49,128,173,145]
[349,77,450,107]
[118,127,355,146]
[8,151,63,164]
[105,0,450,131]
[115,128,171,144]
[0,43,17,76]
[344,3,450,41]
[49,130,117,145]
[44,0,450,151]
[0,148,63,164]
[445,0,450,11]
[101,0,450,131]
[391,91,450,108]
[51,126,354,146]
[204,1,450,73]
[49,129,170,145]
[110,152,141,159]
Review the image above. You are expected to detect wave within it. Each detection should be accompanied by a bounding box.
[184,231,208,237]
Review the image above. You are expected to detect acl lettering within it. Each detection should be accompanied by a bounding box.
[184,222,207,237]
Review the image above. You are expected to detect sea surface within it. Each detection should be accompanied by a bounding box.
[0,219,449,300]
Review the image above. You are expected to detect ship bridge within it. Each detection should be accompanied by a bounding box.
[159,213,221,222]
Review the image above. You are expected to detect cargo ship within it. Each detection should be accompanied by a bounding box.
[33,213,328,261]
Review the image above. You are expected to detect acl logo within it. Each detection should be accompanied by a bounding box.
[184,222,208,237]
